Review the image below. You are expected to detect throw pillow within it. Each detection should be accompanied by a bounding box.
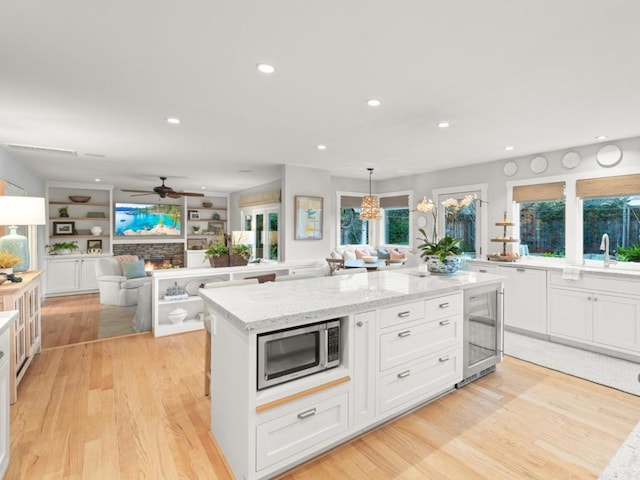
[355,248,370,259]
[330,250,343,259]
[390,250,405,261]
[342,250,356,260]
[376,248,390,260]
[121,260,147,279]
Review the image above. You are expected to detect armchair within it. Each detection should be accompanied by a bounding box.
[95,255,151,306]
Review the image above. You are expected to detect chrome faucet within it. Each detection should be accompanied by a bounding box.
[599,233,618,268]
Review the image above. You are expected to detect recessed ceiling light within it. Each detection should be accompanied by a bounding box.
[366,99,381,107]
[317,144,327,150]
[166,117,181,125]
[95,178,101,182]
[201,186,206,190]
[504,146,515,151]
[256,63,275,74]
[596,135,608,140]
[436,121,450,128]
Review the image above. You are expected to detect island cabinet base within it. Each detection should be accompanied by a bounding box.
[209,292,465,480]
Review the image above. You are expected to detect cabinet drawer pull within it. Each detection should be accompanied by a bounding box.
[439,319,450,326]
[439,355,450,362]
[297,408,317,420]
[397,311,411,318]
[397,330,411,338]
[0,351,3,360]
[439,302,450,309]
[516,268,526,272]
[587,296,592,301]
[593,297,598,302]
[356,321,363,327]
[397,370,411,379]
[479,269,488,273]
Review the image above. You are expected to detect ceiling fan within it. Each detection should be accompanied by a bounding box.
[122,177,205,199]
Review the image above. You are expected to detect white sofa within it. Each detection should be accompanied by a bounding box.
[329,246,421,269]
[95,256,152,306]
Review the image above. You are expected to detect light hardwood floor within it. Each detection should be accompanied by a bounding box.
[8,329,640,479]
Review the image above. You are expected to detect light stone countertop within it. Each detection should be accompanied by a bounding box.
[467,257,640,279]
[0,310,18,334]
[199,269,504,333]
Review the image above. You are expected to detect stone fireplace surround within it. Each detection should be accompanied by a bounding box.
[113,243,184,269]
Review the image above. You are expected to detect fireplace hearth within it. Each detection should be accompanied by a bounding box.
[113,243,184,269]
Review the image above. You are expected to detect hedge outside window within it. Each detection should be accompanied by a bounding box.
[514,182,566,258]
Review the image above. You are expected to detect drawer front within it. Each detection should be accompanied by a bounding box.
[0,329,8,368]
[256,391,349,471]
[425,293,462,321]
[379,301,425,329]
[378,348,461,414]
[550,272,640,296]
[379,317,460,371]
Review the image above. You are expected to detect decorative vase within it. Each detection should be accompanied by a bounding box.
[57,249,72,255]
[90,226,103,235]
[209,254,229,268]
[426,256,462,275]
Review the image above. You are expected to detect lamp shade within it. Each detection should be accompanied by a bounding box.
[0,195,46,272]
[0,196,46,226]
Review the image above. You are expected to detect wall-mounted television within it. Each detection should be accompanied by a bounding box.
[114,202,182,236]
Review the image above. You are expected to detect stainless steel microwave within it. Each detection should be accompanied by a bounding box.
[257,320,341,390]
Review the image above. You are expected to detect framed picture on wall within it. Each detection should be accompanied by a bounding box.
[188,210,200,220]
[53,221,75,235]
[294,195,323,240]
[87,239,102,250]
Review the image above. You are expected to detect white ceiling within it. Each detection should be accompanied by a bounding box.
[2,1,640,194]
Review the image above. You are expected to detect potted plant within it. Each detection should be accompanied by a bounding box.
[0,251,22,274]
[204,243,229,268]
[230,244,252,267]
[417,232,463,275]
[193,225,201,234]
[617,244,640,262]
[45,241,79,255]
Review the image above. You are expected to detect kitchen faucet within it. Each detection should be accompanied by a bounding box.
[599,233,618,268]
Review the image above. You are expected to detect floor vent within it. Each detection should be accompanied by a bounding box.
[455,365,496,389]
[6,143,78,156]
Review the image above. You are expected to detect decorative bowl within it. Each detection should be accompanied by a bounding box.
[167,307,188,324]
[202,201,212,208]
[426,256,462,275]
[69,195,91,203]
[362,255,378,263]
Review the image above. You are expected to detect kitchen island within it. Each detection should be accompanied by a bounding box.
[200,269,503,480]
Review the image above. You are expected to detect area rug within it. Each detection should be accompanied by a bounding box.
[504,331,640,396]
[98,305,137,339]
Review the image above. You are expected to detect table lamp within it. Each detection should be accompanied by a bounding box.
[0,195,46,272]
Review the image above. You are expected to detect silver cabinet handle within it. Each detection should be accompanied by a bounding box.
[439,355,450,362]
[397,370,411,379]
[479,269,488,273]
[356,321,363,327]
[397,330,411,338]
[439,319,450,326]
[0,351,3,360]
[297,408,317,419]
[516,268,526,272]
[439,302,450,309]
[397,311,411,318]
[587,296,592,301]
[594,297,598,302]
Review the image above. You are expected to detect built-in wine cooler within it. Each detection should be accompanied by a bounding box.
[456,283,504,388]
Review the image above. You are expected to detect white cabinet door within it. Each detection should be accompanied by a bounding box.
[497,266,547,334]
[353,311,376,427]
[592,294,640,352]
[0,329,10,479]
[549,288,592,341]
[46,258,79,294]
[79,258,98,290]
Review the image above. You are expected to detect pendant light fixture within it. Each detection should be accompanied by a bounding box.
[360,168,381,220]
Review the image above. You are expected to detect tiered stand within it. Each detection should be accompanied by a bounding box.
[488,212,520,262]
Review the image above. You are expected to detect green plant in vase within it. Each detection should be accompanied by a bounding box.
[192,225,201,234]
[416,233,463,275]
[46,241,79,255]
[204,243,229,268]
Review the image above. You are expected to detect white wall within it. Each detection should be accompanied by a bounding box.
[282,165,332,260]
